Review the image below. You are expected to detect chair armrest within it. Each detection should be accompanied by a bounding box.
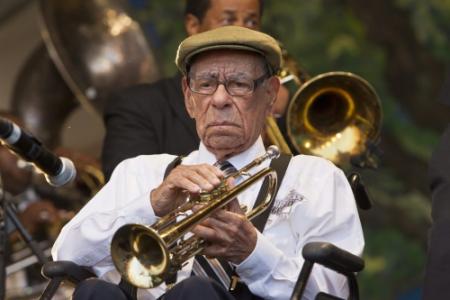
[291,242,364,300]
[41,260,96,284]
[302,242,364,276]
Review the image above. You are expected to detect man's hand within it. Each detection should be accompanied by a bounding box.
[192,199,258,264]
[150,164,224,217]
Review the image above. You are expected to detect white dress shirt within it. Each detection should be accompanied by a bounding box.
[52,137,364,300]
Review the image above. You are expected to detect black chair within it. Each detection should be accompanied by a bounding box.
[40,242,363,300]
[39,261,96,300]
[291,242,365,300]
[39,261,137,300]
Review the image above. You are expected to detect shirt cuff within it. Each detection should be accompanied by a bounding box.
[235,231,283,282]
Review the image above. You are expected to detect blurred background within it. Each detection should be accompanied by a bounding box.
[0,0,449,299]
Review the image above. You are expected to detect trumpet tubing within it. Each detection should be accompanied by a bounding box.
[111,146,280,288]
[265,116,292,155]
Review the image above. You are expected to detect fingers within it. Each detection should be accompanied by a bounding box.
[193,211,246,243]
[167,164,224,193]
[192,224,224,258]
[192,212,257,263]
[192,223,223,244]
[224,198,244,214]
[151,164,224,216]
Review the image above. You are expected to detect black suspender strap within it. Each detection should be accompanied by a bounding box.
[164,156,183,179]
[251,153,292,232]
[227,153,292,299]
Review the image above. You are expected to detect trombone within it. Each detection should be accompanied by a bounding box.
[266,47,382,169]
[110,146,280,288]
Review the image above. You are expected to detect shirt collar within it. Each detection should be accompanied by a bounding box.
[197,137,266,170]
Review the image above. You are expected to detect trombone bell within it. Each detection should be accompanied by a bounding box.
[286,72,382,166]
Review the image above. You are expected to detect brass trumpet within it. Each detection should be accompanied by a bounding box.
[110,146,280,288]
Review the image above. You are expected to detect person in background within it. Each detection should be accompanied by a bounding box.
[423,71,450,299]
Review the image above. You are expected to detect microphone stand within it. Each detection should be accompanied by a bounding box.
[0,172,49,300]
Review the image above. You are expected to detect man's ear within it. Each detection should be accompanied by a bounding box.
[267,76,281,106]
[182,77,196,118]
[185,14,201,36]
[262,76,281,117]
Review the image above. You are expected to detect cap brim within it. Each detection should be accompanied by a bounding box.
[184,44,265,72]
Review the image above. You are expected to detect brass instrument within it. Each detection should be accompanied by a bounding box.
[12,0,160,148]
[39,0,160,116]
[265,116,292,154]
[110,146,280,288]
[266,46,382,168]
[286,72,381,168]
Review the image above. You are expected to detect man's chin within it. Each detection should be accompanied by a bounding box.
[204,135,245,154]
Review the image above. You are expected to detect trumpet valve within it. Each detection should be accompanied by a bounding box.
[197,182,229,203]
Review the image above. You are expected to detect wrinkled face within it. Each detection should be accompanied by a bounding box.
[183,50,279,159]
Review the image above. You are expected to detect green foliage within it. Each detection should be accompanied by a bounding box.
[131,1,185,75]
[395,0,450,62]
[361,228,426,299]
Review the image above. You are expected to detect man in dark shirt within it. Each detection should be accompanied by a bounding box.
[423,71,450,299]
[101,0,264,180]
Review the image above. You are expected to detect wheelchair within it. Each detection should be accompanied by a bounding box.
[39,241,364,300]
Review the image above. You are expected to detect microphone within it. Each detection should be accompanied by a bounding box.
[0,117,76,187]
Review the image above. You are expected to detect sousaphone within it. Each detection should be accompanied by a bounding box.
[12,0,161,147]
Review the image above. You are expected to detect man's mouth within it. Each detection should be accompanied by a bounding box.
[207,121,239,128]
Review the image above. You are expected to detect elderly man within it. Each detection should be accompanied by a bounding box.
[102,0,264,181]
[53,26,364,300]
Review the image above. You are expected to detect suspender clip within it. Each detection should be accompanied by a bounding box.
[229,275,241,291]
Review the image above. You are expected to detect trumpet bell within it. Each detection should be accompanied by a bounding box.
[287,72,382,166]
[111,224,169,288]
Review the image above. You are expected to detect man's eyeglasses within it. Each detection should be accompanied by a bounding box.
[187,72,270,96]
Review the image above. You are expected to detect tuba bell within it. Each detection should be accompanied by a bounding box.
[13,0,161,148]
[110,146,280,288]
[11,0,162,197]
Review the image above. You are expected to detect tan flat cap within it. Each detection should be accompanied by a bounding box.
[175,26,282,75]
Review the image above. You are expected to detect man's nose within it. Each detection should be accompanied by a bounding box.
[211,84,232,108]
[233,19,248,29]
[233,20,245,27]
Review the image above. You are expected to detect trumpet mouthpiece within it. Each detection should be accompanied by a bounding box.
[267,145,280,159]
